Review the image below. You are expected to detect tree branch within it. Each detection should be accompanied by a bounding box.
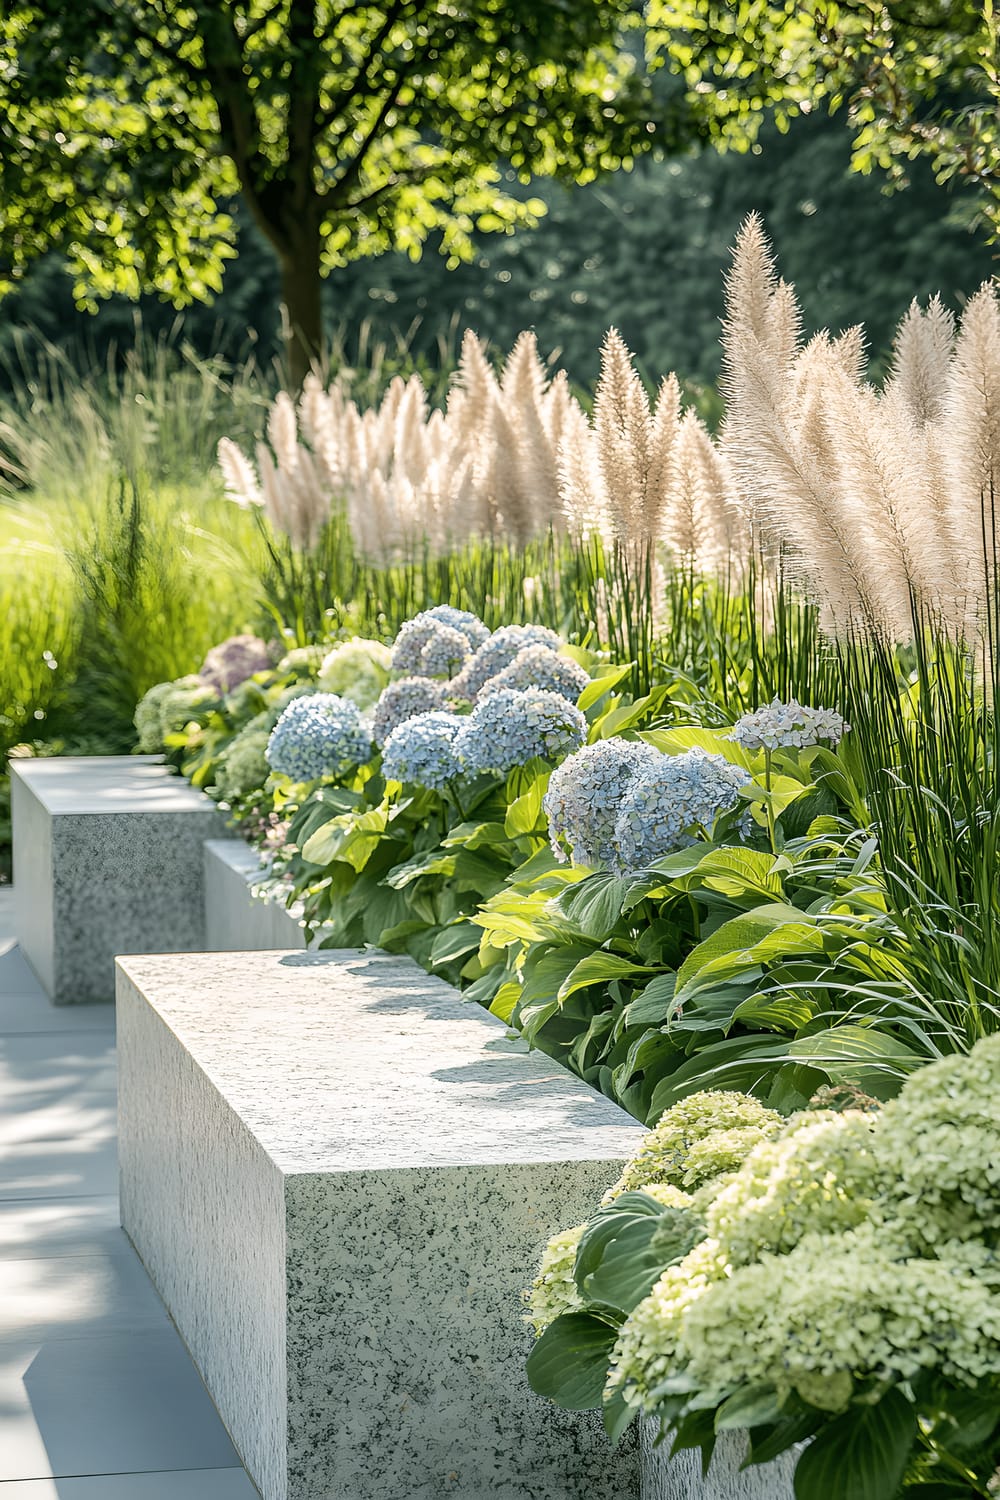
[317,0,413,140]
[324,68,414,206]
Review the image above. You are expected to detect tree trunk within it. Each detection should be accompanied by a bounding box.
[280,228,323,392]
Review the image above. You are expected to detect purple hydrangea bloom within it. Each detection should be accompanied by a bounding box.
[200,634,273,694]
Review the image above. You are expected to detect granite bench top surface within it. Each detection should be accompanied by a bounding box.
[117,949,644,1175]
[12,755,217,814]
[206,838,263,873]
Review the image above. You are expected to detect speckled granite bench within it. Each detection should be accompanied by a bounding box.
[642,1426,796,1499]
[11,756,231,1003]
[204,839,309,951]
[116,948,645,1500]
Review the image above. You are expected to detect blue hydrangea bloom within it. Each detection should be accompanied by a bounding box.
[372,677,445,747]
[729,698,849,751]
[423,605,490,649]
[265,693,372,782]
[544,738,662,866]
[418,623,471,679]
[453,687,587,775]
[381,711,463,790]
[450,624,563,702]
[480,645,590,705]
[390,607,488,675]
[611,748,748,872]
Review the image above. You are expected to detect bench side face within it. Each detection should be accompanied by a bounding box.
[285,1162,640,1500]
[11,770,55,997]
[641,1424,798,1499]
[203,841,307,954]
[117,967,289,1499]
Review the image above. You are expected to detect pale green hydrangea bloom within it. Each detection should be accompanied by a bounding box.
[606,1237,729,1408]
[317,638,392,709]
[526,1224,587,1335]
[616,1224,1000,1415]
[605,1091,783,1202]
[877,1034,1000,1245]
[276,644,327,678]
[214,724,271,803]
[134,680,178,752]
[706,1110,879,1265]
[134,675,217,752]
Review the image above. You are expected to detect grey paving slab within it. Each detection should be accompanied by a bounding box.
[0,1197,121,1260]
[0,994,115,1038]
[0,1035,117,1094]
[0,1035,117,1146]
[0,1252,170,1344]
[0,1330,242,1481]
[0,1470,260,1498]
[0,1095,116,1149]
[0,1138,118,1201]
[0,1470,259,1498]
[0,942,46,998]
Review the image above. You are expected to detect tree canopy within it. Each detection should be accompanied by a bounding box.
[0,0,670,382]
[1,1,997,389]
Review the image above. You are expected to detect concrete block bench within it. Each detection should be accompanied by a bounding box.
[642,1426,797,1499]
[12,756,231,1004]
[117,948,645,1500]
[204,840,309,951]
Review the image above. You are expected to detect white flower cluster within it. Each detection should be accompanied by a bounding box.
[381,712,463,791]
[453,687,587,775]
[728,697,849,752]
[544,738,661,867]
[612,748,748,872]
[450,624,562,702]
[479,645,589,706]
[275,644,327,678]
[317,638,392,709]
[265,693,372,782]
[390,607,489,678]
[372,677,445,748]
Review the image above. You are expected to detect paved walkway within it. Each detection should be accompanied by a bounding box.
[0,891,259,1498]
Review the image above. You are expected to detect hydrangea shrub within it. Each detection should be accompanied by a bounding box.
[544,738,661,867]
[199,634,273,694]
[317,638,392,708]
[527,1035,1000,1498]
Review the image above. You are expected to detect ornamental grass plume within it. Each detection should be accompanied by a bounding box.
[555,329,746,577]
[721,212,1000,642]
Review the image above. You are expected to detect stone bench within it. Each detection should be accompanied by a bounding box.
[642,1426,796,1499]
[117,948,645,1500]
[203,839,309,951]
[12,756,231,1004]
